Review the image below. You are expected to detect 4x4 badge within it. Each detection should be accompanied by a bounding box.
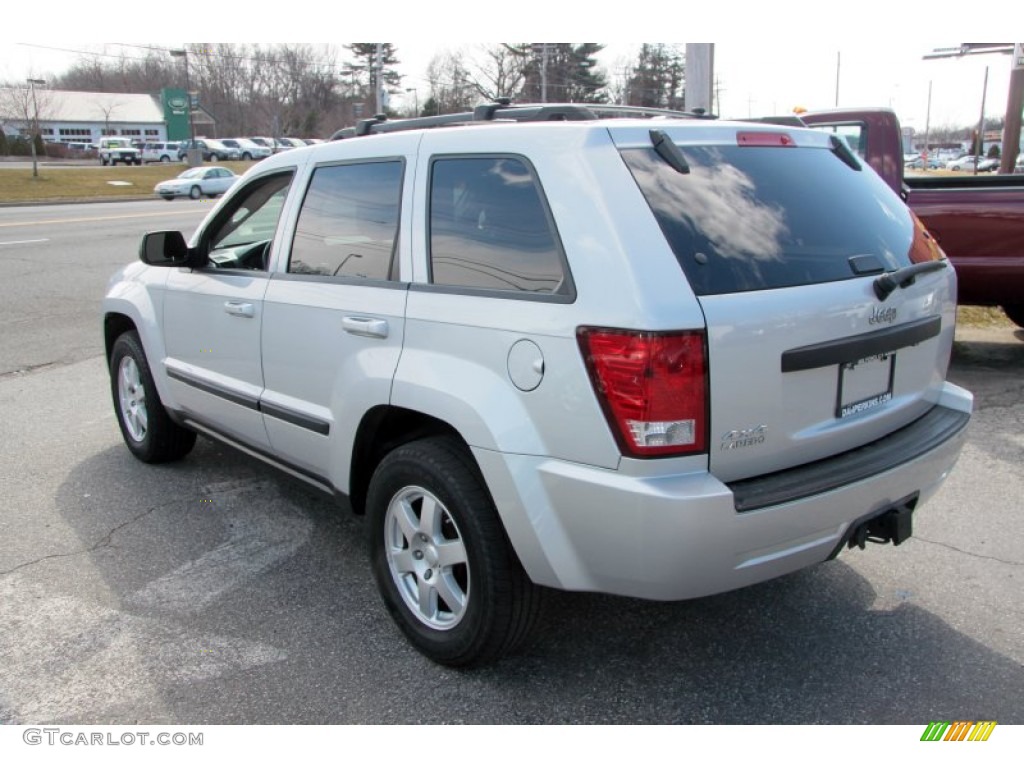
[720,425,767,451]
[870,306,898,325]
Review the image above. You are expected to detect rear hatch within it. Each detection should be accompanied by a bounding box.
[613,123,954,482]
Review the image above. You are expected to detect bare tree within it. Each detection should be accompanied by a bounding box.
[463,44,529,102]
[95,96,124,136]
[422,50,476,115]
[0,79,57,172]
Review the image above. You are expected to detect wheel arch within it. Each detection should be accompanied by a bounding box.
[104,312,138,362]
[348,405,467,516]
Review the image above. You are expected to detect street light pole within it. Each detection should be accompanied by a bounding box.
[26,78,45,179]
[169,49,196,144]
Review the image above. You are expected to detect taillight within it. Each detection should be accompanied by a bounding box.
[578,328,708,457]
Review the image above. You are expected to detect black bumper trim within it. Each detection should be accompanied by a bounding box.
[781,316,941,372]
[728,404,969,513]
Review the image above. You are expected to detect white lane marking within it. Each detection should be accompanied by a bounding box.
[0,209,205,229]
[0,238,49,246]
[0,573,287,723]
[128,480,313,614]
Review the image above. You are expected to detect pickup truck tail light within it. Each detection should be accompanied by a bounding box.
[578,328,708,457]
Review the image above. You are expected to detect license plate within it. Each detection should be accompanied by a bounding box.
[836,353,895,418]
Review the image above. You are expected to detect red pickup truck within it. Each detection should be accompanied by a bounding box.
[800,108,1024,327]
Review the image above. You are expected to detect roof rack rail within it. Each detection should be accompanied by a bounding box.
[328,99,715,141]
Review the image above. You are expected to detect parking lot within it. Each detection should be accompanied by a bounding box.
[0,201,1022,724]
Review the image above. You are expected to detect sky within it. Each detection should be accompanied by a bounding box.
[0,3,1019,134]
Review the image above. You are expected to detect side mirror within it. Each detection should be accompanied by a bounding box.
[139,230,197,267]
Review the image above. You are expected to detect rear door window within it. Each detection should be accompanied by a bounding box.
[428,156,569,296]
[621,143,917,296]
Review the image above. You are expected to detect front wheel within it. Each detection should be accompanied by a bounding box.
[109,331,196,463]
[189,185,201,200]
[366,437,542,667]
[1002,304,1024,329]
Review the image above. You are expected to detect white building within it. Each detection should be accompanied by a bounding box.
[0,87,215,145]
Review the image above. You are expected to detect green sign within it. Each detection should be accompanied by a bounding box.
[162,88,190,141]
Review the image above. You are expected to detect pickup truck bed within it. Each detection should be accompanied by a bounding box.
[801,108,1024,326]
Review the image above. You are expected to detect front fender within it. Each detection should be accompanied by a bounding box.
[102,263,174,406]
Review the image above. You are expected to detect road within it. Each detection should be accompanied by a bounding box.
[0,200,210,376]
[0,202,1022,725]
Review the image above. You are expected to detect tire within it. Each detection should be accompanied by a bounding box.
[211,153,222,162]
[366,437,542,667]
[189,185,201,200]
[160,155,170,163]
[1002,304,1024,329]
[109,331,196,463]
[242,152,252,161]
[101,157,109,166]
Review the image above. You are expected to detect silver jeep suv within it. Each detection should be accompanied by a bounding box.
[102,103,972,666]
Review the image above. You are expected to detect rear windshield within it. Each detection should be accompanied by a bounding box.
[621,144,916,295]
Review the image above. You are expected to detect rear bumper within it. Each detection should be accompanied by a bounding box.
[475,385,972,601]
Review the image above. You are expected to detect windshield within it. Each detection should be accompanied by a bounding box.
[621,144,919,295]
[178,169,205,179]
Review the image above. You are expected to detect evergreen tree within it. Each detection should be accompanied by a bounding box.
[623,44,685,109]
[344,44,402,110]
[514,44,607,103]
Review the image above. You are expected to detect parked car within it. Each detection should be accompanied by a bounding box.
[142,141,183,164]
[248,136,290,153]
[105,101,972,666]
[97,136,142,166]
[975,157,1000,172]
[945,155,979,171]
[177,139,241,163]
[219,138,272,161]
[153,166,238,199]
[905,156,943,170]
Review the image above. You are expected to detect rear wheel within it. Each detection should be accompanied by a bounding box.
[110,331,196,463]
[1002,304,1024,329]
[366,437,542,667]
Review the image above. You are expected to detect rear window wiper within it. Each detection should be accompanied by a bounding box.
[874,260,947,301]
[650,130,690,175]
[830,135,862,171]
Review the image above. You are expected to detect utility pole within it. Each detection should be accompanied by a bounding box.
[923,80,932,166]
[375,43,384,115]
[685,44,714,113]
[26,78,45,179]
[541,43,549,103]
[975,66,989,176]
[1001,43,1024,173]
[835,51,841,106]
[923,44,1019,174]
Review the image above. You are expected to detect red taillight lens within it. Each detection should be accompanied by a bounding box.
[578,328,707,457]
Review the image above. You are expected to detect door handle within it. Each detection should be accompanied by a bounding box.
[342,316,389,339]
[224,301,255,318]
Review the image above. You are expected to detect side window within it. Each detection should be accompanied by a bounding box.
[288,161,403,280]
[205,171,294,271]
[429,156,566,294]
